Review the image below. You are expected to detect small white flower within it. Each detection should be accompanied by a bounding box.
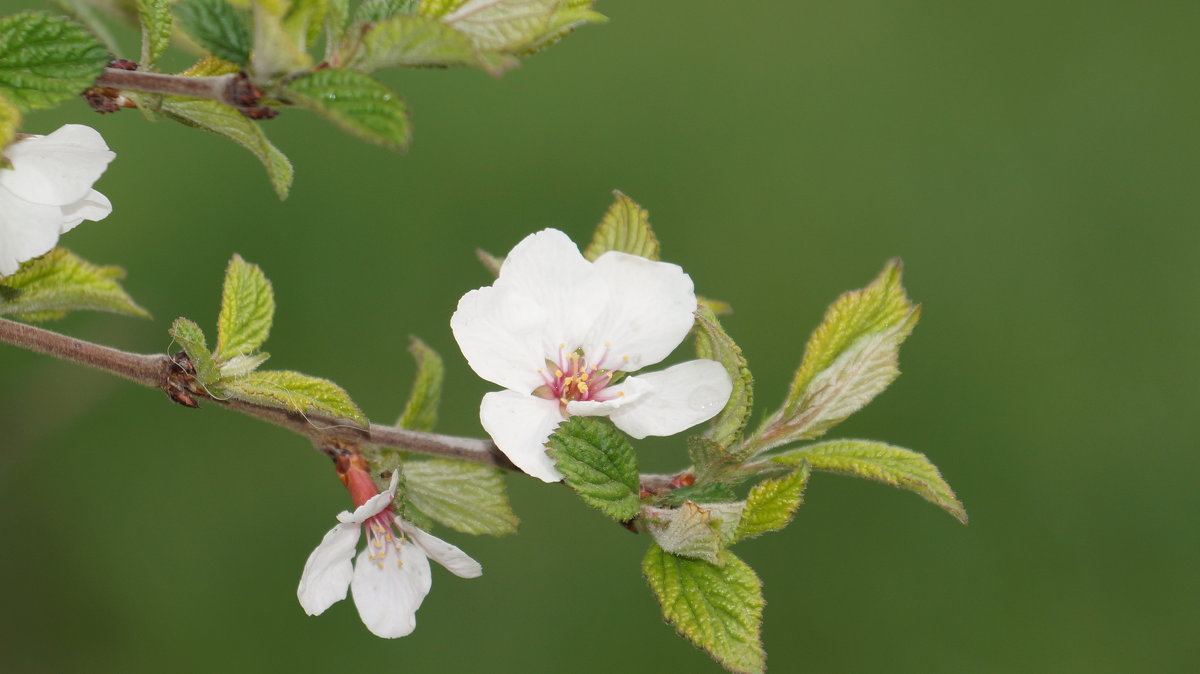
[0,124,116,277]
[451,228,733,482]
[297,468,482,638]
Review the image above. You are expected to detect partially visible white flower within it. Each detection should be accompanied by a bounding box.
[0,124,115,277]
[297,465,481,638]
[451,228,733,483]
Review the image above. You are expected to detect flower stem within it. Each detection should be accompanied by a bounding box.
[94,68,242,106]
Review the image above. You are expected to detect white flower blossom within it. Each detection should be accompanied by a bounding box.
[451,228,733,482]
[297,469,482,638]
[0,124,115,276]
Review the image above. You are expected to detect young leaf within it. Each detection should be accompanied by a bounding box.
[284,0,327,52]
[0,93,19,151]
[403,459,519,535]
[284,69,410,150]
[251,0,313,80]
[688,436,741,485]
[355,0,419,23]
[160,96,293,198]
[218,352,270,378]
[341,14,513,76]
[440,0,604,54]
[396,337,443,432]
[694,306,753,449]
[660,482,737,507]
[642,501,743,565]
[174,0,253,65]
[735,462,809,542]
[168,317,221,384]
[546,417,640,521]
[218,369,368,425]
[47,0,121,53]
[0,12,109,111]
[137,0,173,66]
[773,439,967,524]
[643,545,765,674]
[214,254,275,360]
[0,249,149,321]
[583,190,660,261]
[323,0,349,62]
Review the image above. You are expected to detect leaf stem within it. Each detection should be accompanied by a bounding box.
[94,68,243,106]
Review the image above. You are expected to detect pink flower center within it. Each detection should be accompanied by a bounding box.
[537,344,627,410]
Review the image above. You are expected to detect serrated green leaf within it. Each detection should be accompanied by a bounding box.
[688,436,741,486]
[218,351,270,377]
[323,0,349,61]
[417,0,467,17]
[137,0,173,66]
[0,94,19,152]
[0,249,149,321]
[47,0,120,53]
[403,459,519,535]
[661,482,737,507]
[748,260,920,452]
[354,0,418,23]
[251,0,313,79]
[642,501,743,565]
[342,14,513,75]
[0,13,109,111]
[175,0,253,65]
[735,462,809,542]
[643,545,764,674]
[284,68,410,149]
[219,369,367,425]
[397,336,443,432]
[774,439,967,524]
[694,306,753,450]
[284,0,327,52]
[440,0,604,54]
[214,254,274,360]
[161,96,293,198]
[583,190,660,261]
[546,417,640,521]
[169,317,222,384]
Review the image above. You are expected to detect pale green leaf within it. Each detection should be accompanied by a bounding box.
[0,12,109,111]
[694,306,753,450]
[47,0,121,53]
[0,249,149,321]
[396,336,443,432]
[323,0,349,61]
[0,94,19,152]
[774,439,967,524]
[342,14,514,75]
[219,369,367,425]
[546,417,640,521]
[284,68,410,149]
[283,0,327,52]
[137,0,173,66]
[354,0,418,23]
[643,545,765,674]
[417,0,467,17]
[251,0,312,80]
[161,96,293,198]
[218,351,270,377]
[214,254,274,360]
[403,460,519,535]
[583,190,660,261]
[661,482,737,507]
[642,501,743,565]
[440,0,604,54]
[688,436,741,486]
[735,462,809,542]
[168,317,221,384]
[175,0,253,65]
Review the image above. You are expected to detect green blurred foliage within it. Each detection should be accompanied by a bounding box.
[1,1,1198,672]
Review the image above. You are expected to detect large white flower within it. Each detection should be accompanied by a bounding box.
[0,124,115,276]
[451,228,733,483]
[297,467,482,638]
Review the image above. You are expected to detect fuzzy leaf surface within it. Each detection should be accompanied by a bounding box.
[355,0,418,22]
[403,460,519,535]
[343,14,511,75]
[169,317,221,384]
[546,417,639,521]
[174,0,252,65]
[218,352,270,378]
[441,0,604,53]
[284,68,410,149]
[219,369,367,425]
[643,545,765,674]
[0,12,109,111]
[694,306,753,449]
[215,254,274,360]
[396,337,443,432]
[735,462,809,541]
[774,439,967,524]
[643,501,743,565]
[0,249,149,321]
[583,190,660,261]
[137,0,173,65]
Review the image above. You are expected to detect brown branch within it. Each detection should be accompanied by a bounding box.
[94,68,243,106]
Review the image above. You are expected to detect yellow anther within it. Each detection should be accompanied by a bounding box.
[604,342,612,348]
[622,355,630,362]
[377,562,384,570]
[397,560,404,568]
[578,382,589,394]
[555,369,563,378]
[373,539,383,548]
[579,373,589,382]
[617,392,625,397]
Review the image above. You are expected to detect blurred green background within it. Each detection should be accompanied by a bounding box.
[2,1,1198,672]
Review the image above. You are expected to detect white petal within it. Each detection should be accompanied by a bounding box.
[2,125,115,205]
[0,187,66,276]
[338,489,394,525]
[350,545,431,638]
[565,376,650,417]
[403,521,483,579]
[452,285,550,394]
[296,522,360,616]
[607,360,733,439]
[58,189,112,234]
[479,390,565,482]
[583,252,697,372]
[492,228,610,354]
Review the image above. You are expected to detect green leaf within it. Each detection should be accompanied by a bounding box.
[342,14,515,76]
[642,501,742,565]
[735,462,809,542]
[218,352,270,377]
[396,336,443,432]
[251,0,313,79]
[774,439,967,524]
[168,317,221,384]
[214,254,275,360]
[439,0,605,54]
[417,0,469,18]
[0,249,150,321]
[174,0,253,65]
[47,0,121,53]
[160,96,293,198]
[354,0,418,23]
[137,0,173,66]
[219,369,368,425]
[546,417,640,521]
[0,93,19,152]
[688,436,741,486]
[643,545,765,674]
[323,0,349,61]
[403,459,519,535]
[284,0,327,52]
[583,190,660,261]
[661,482,737,507]
[694,306,753,450]
[0,12,109,111]
[748,260,920,452]
[284,68,410,150]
